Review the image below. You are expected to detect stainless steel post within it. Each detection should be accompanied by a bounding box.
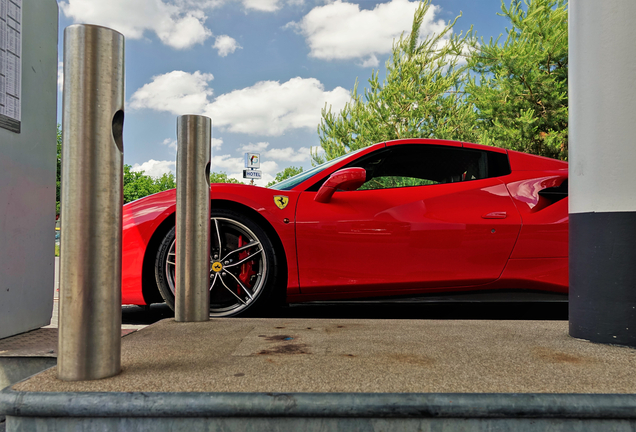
[175,115,211,322]
[58,24,125,381]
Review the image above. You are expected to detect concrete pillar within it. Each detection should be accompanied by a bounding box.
[569,2,636,347]
[0,0,58,340]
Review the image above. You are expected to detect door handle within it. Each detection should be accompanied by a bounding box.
[482,211,507,219]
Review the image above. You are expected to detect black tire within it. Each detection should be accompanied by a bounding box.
[154,208,280,317]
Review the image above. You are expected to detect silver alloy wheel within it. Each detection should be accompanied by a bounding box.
[165,217,268,317]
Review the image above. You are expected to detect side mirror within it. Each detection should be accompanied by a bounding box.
[314,167,366,203]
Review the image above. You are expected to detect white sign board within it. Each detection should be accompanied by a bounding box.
[243,169,262,179]
[0,0,22,133]
[244,152,260,169]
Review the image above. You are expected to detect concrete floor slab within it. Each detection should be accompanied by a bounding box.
[10,318,636,394]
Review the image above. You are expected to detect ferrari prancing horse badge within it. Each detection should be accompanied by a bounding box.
[274,195,289,210]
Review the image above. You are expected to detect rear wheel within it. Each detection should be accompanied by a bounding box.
[155,208,279,317]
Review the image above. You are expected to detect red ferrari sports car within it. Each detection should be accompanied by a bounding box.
[122,138,568,317]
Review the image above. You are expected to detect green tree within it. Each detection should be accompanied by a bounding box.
[467,0,568,160]
[315,0,476,164]
[153,172,177,191]
[267,166,303,187]
[210,171,243,184]
[123,166,177,204]
[123,165,159,203]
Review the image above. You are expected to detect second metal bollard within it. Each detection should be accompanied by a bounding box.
[175,115,212,322]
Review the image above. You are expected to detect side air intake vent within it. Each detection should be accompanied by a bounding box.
[538,179,568,204]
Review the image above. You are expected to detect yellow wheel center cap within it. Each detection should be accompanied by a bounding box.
[212,262,223,272]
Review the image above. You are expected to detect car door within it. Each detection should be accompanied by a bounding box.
[295,143,521,295]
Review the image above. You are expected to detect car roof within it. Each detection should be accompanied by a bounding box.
[386,138,508,154]
[385,138,463,148]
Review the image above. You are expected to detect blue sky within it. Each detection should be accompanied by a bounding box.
[56,0,510,186]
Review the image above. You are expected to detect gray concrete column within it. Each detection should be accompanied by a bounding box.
[0,0,58,340]
[569,2,636,347]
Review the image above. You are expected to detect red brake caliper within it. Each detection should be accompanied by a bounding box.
[237,235,257,296]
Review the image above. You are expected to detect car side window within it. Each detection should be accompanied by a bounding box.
[348,145,510,191]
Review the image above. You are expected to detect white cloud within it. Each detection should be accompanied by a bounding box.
[204,77,350,135]
[162,138,177,151]
[212,137,223,150]
[173,0,226,9]
[213,35,242,57]
[132,159,176,177]
[131,72,350,136]
[59,0,211,49]
[287,0,446,65]
[161,136,221,152]
[238,142,270,153]
[176,0,302,12]
[162,137,222,151]
[211,154,248,184]
[232,0,304,12]
[266,146,311,162]
[237,142,311,162]
[258,160,279,186]
[211,154,243,172]
[358,55,379,68]
[129,71,214,115]
[57,62,64,92]
[242,0,281,12]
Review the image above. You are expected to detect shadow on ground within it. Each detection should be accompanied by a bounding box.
[123,302,568,326]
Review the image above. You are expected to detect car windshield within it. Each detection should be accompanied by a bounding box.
[269,148,367,191]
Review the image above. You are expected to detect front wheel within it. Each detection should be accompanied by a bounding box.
[155,209,280,317]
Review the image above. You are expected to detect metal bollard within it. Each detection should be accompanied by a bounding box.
[175,115,212,322]
[58,24,125,381]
